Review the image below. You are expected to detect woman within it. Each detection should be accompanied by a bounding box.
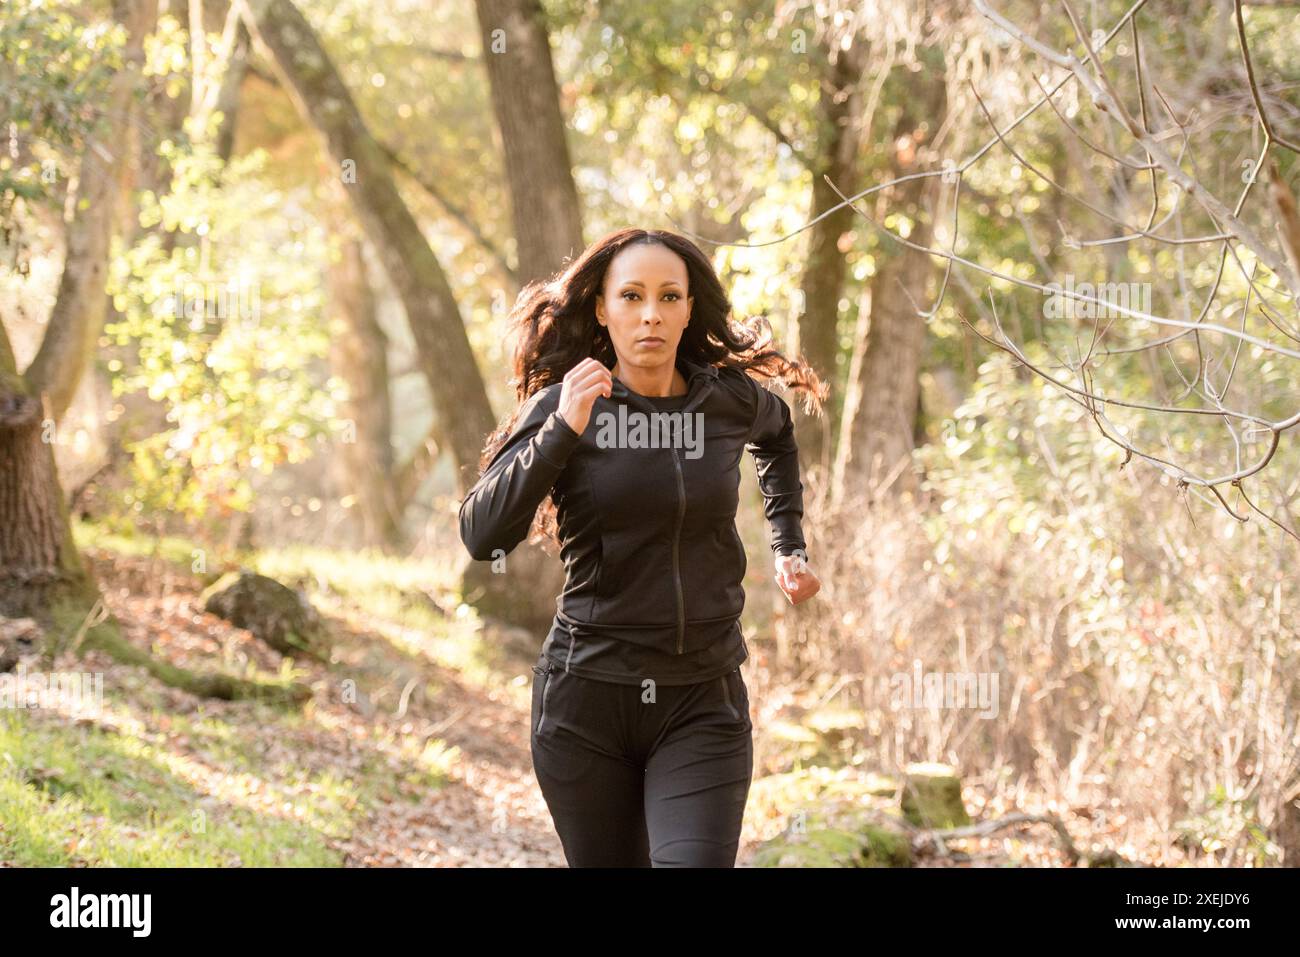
[459,227,824,867]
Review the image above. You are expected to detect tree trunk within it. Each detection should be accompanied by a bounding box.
[0,321,100,633]
[465,0,581,627]
[833,64,948,508]
[0,0,155,646]
[327,235,405,552]
[473,0,585,285]
[210,9,252,165]
[239,0,495,493]
[24,0,158,424]
[241,0,562,628]
[791,38,871,483]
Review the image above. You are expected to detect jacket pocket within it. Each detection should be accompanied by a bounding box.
[593,528,625,600]
[719,669,740,720]
[729,525,747,577]
[533,662,554,734]
[591,532,676,628]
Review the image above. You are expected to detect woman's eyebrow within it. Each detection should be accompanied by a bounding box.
[619,279,683,288]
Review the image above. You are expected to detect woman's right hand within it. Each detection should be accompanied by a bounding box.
[558,358,613,436]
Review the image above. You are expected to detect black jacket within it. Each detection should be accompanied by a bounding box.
[458,355,807,658]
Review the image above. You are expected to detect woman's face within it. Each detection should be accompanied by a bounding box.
[595,242,693,373]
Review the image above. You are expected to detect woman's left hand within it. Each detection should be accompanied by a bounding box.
[774,552,820,605]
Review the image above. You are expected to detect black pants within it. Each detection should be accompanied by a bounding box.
[529,655,754,867]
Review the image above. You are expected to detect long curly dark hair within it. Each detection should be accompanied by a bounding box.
[477,226,828,551]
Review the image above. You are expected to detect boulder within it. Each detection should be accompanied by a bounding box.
[763,710,867,772]
[752,806,913,868]
[200,571,331,659]
[748,766,913,868]
[900,761,971,828]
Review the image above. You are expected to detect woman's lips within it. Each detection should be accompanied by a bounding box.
[637,337,664,346]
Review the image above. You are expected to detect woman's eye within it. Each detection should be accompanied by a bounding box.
[622,291,639,300]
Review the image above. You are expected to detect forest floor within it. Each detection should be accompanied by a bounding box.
[3,525,568,866]
[0,521,1143,867]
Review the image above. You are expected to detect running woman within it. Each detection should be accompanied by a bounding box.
[459,227,823,867]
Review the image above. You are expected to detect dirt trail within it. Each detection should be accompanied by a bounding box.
[81,549,568,866]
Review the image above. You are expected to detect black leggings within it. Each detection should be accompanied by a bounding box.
[529,655,754,867]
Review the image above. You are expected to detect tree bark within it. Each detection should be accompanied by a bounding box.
[465,0,582,627]
[0,0,155,640]
[209,7,252,165]
[239,0,564,628]
[791,37,871,482]
[327,235,405,552]
[238,0,495,493]
[833,64,948,508]
[24,0,158,424]
[0,321,99,628]
[473,0,585,285]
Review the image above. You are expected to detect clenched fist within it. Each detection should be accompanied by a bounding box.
[775,551,820,605]
[558,357,613,436]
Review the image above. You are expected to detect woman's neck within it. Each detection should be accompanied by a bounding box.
[612,357,688,397]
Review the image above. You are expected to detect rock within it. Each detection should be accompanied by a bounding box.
[1086,849,1137,867]
[752,809,913,868]
[749,766,900,822]
[825,771,899,800]
[804,706,866,750]
[900,761,971,829]
[0,617,44,672]
[200,571,331,659]
[748,766,914,867]
[762,708,871,773]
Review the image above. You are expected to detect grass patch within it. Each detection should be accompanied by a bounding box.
[0,708,341,866]
[4,519,471,866]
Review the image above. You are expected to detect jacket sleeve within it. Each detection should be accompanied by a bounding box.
[458,387,582,561]
[745,377,808,560]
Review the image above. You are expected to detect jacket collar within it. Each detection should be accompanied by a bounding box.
[608,353,719,395]
[609,354,719,411]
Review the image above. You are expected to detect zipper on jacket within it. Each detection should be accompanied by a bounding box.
[608,357,715,656]
[670,446,686,654]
